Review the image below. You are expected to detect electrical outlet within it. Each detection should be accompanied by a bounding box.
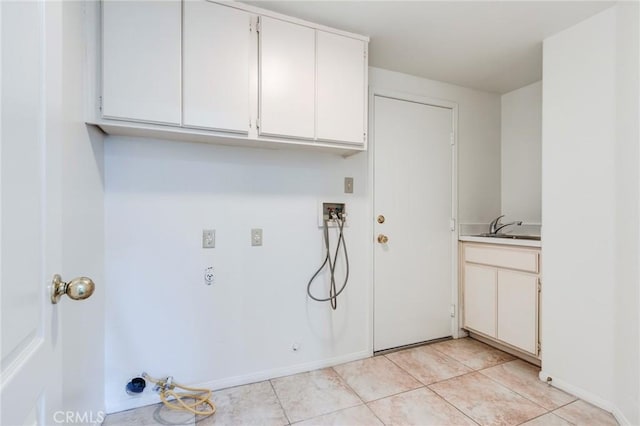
[202,229,215,248]
[344,177,354,194]
[204,267,214,285]
[251,228,263,246]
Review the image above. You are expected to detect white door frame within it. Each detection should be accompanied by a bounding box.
[367,87,460,354]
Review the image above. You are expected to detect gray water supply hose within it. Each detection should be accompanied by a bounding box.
[307,213,350,310]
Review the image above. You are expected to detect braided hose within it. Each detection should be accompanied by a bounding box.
[142,373,216,417]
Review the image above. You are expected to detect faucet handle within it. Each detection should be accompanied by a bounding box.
[489,215,505,233]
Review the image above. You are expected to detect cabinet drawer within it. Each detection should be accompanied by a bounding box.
[465,245,539,273]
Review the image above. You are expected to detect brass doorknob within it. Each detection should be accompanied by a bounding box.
[377,234,389,244]
[377,215,385,224]
[51,274,95,304]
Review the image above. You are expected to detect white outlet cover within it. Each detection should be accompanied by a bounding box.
[251,228,263,246]
[202,229,215,248]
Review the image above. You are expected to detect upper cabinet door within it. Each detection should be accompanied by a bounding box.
[316,31,366,145]
[183,1,250,133]
[102,0,181,125]
[259,17,315,140]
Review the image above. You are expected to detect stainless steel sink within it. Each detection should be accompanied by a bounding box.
[474,233,541,241]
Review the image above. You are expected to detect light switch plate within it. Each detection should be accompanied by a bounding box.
[251,228,263,246]
[344,177,354,194]
[202,229,215,248]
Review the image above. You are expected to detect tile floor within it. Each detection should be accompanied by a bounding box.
[103,338,618,426]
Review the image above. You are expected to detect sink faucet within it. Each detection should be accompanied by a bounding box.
[489,215,523,234]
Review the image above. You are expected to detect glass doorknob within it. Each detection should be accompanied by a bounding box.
[51,274,95,304]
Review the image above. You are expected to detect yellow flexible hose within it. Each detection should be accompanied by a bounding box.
[142,373,216,417]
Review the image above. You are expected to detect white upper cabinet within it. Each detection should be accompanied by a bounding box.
[183,1,250,133]
[316,31,366,144]
[102,0,181,125]
[259,17,316,140]
[98,1,369,153]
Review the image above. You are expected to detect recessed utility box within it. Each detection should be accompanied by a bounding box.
[318,202,347,227]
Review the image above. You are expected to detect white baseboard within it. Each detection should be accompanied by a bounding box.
[106,349,371,414]
[538,370,631,425]
[611,405,633,426]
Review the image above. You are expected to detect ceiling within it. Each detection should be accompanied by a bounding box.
[246,1,614,93]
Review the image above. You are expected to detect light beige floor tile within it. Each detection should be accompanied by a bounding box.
[553,400,618,426]
[430,338,515,370]
[368,387,476,426]
[103,403,195,426]
[333,356,422,402]
[521,413,574,426]
[429,372,546,425]
[480,360,576,410]
[271,368,361,423]
[386,345,472,385]
[196,381,287,426]
[294,405,382,426]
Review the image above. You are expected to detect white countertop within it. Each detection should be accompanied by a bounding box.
[459,235,541,248]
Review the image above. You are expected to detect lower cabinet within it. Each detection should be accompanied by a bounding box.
[464,264,497,338]
[497,269,538,355]
[461,242,540,357]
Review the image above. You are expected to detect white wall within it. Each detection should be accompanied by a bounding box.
[104,68,501,412]
[61,1,106,419]
[369,67,502,224]
[613,2,640,424]
[541,5,639,424]
[104,140,372,412]
[501,81,541,224]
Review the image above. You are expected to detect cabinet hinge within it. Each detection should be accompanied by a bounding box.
[450,304,456,318]
[256,118,260,129]
[537,341,542,355]
[364,49,367,59]
[98,96,103,112]
[363,132,367,142]
[450,132,455,146]
[537,278,542,293]
[256,16,261,33]
[450,218,456,231]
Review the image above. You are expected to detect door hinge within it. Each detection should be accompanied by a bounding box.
[450,218,456,231]
[450,132,455,145]
[450,304,456,318]
[98,96,103,112]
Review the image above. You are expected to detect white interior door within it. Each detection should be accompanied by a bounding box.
[373,94,454,352]
[1,2,64,424]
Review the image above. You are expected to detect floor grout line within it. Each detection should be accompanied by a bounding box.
[382,353,428,385]
[363,385,428,404]
[268,379,292,425]
[383,345,477,387]
[427,385,482,426]
[476,369,560,413]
